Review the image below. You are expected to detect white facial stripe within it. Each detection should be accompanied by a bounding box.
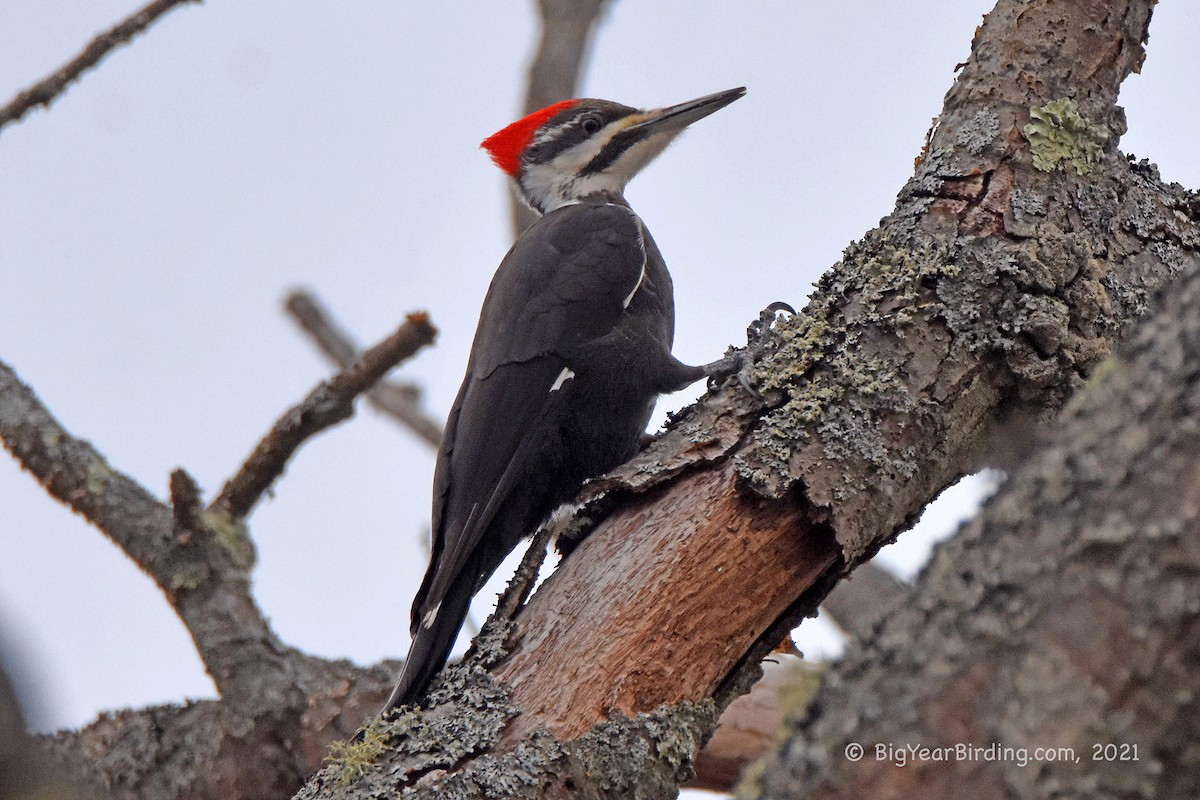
[550,367,576,392]
[521,119,654,213]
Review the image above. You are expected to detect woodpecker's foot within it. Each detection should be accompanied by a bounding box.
[698,302,793,397]
[738,301,795,398]
[747,301,795,350]
[701,347,744,383]
[700,347,762,398]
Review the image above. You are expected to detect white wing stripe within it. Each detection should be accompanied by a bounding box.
[622,210,648,310]
[550,367,576,392]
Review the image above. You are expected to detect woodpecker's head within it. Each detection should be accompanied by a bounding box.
[481,87,746,215]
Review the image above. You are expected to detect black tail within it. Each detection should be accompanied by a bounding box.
[380,588,473,714]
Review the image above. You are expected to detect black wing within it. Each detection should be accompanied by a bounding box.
[413,201,649,632]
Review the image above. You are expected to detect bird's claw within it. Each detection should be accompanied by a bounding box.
[746,301,795,350]
[736,301,794,398]
[702,302,794,399]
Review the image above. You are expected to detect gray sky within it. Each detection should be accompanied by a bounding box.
[1,0,1196,762]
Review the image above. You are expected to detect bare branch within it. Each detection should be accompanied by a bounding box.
[211,311,437,520]
[285,291,443,448]
[819,561,906,639]
[0,358,178,571]
[0,0,202,132]
[0,359,283,710]
[524,0,608,114]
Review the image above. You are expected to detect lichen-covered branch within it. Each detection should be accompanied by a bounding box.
[285,291,443,448]
[0,359,284,712]
[210,311,437,520]
[40,659,395,800]
[0,0,202,132]
[746,192,1200,800]
[289,0,1200,797]
[3,309,436,796]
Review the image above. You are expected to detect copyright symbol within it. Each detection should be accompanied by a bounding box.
[845,742,864,762]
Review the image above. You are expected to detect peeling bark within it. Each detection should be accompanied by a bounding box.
[290,0,1200,798]
[12,0,1200,798]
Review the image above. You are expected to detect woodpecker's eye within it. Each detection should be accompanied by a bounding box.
[581,116,602,135]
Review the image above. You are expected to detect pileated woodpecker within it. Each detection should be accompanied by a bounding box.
[383,87,746,712]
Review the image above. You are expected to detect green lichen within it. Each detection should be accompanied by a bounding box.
[167,561,208,590]
[85,457,112,494]
[327,719,390,784]
[200,509,256,569]
[39,426,63,449]
[1023,98,1108,175]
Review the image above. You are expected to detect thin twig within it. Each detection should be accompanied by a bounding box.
[285,291,443,448]
[0,0,202,132]
[494,526,554,622]
[211,311,437,520]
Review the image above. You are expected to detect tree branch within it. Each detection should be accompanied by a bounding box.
[2,308,433,721]
[40,659,396,800]
[819,561,906,639]
[288,0,1198,796]
[0,359,286,712]
[749,190,1200,800]
[284,291,443,448]
[210,311,437,520]
[0,0,202,132]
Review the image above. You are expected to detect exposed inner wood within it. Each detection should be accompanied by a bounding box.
[498,465,840,741]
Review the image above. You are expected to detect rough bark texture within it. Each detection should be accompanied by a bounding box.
[746,191,1200,800]
[689,657,820,794]
[289,0,1200,797]
[10,0,1200,797]
[39,661,394,800]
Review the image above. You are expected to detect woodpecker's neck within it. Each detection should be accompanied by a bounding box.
[517,164,632,215]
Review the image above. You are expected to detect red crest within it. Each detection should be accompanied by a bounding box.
[480,99,579,176]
